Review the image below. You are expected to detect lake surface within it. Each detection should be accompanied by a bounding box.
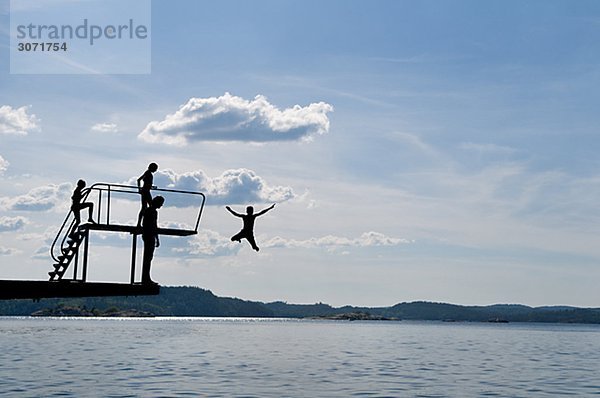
[1,318,599,397]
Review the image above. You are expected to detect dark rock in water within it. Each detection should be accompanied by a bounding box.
[487,318,509,323]
[309,311,397,321]
[31,306,154,317]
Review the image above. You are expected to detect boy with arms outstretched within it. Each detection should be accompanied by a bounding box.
[226,204,275,252]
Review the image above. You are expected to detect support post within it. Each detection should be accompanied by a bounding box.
[97,190,102,223]
[130,233,137,284]
[107,186,111,225]
[73,249,79,281]
[82,230,89,282]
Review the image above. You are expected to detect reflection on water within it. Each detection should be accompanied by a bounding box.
[1,317,599,397]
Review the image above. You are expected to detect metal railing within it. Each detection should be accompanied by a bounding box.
[50,182,206,265]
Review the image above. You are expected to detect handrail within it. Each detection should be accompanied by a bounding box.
[50,183,206,265]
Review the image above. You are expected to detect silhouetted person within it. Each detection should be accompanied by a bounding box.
[70,179,94,235]
[137,162,158,227]
[142,195,164,285]
[226,204,275,252]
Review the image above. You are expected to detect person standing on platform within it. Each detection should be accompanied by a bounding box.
[141,195,164,285]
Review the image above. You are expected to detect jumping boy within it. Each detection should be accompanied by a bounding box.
[137,162,158,227]
[226,204,275,252]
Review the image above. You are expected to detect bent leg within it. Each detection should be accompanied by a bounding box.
[231,230,245,242]
[71,206,81,236]
[81,202,94,222]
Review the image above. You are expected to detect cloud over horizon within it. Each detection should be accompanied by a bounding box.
[263,231,412,250]
[138,93,333,145]
[172,231,410,257]
[0,105,40,135]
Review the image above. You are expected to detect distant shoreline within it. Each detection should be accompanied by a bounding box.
[1,286,599,324]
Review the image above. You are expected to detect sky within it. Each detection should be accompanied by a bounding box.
[1,0,600,307]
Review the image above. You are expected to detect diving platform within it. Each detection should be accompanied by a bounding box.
[0,182,206,301]
[0,280,159,300]
[46,182,206,285]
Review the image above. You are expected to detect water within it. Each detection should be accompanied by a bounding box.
[1,318,599,397]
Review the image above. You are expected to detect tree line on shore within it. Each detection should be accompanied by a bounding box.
[1,286,599,324]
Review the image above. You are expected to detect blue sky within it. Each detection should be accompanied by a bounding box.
[1,0,600,307]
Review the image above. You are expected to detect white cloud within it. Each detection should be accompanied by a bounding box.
[138,92,333,145]
[0,155,8,173]
[0,183,72,211]
[91,122,118,133]
[0,216,28,232]
[264,232,412,250]
[0,105,40,135]
[129,168,296,206]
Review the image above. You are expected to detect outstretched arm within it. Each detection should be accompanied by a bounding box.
[226,206,243,217]
[256,203,276,216]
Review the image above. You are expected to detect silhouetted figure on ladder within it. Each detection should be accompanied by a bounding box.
[142,195,164,285]
[70,179,95,236]
[137,162,158,227]
[226,204,275,252]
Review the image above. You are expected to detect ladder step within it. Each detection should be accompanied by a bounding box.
[58,254,74,261]
[68,232,83,240]
[48,271,57,280]
[53,263,64,270]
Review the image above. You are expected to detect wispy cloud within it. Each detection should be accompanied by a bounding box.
[0,183,72,211]
[172,229,240,258]
[0,105,40,135]
[0,246,19,256]
[138,93,333,145]
[91,122,118,133]
[0,155,8,174]
[459,142,518,155]
[0,216,28,232]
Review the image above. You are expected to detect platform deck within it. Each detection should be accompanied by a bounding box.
[79,223,196,236]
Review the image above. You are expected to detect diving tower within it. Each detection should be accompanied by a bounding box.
[0,183,205,300]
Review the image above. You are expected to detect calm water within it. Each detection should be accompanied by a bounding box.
[1,318,599,397]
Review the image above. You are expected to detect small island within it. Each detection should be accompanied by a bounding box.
[31,305,154,318]
[309,311,397,321]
